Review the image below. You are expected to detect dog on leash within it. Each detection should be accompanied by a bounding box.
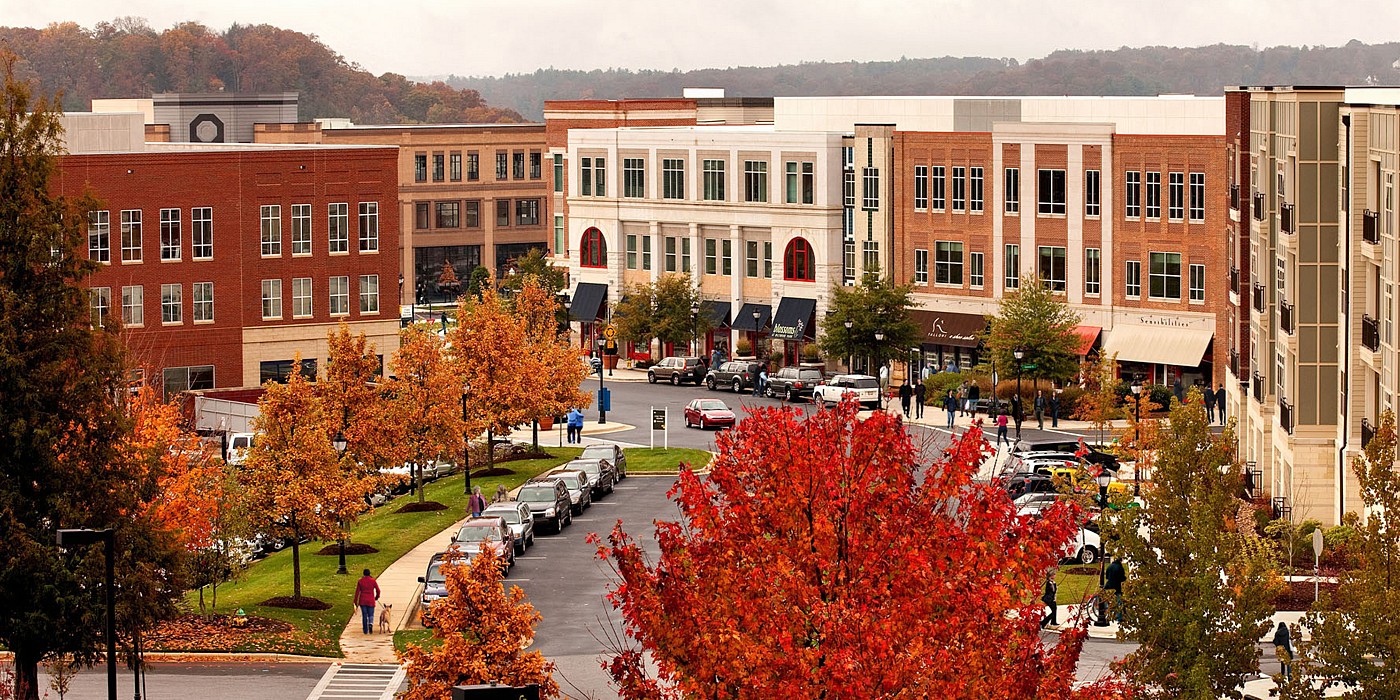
[378,603,392,634]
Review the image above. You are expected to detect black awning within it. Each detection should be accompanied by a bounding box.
[702,300,731,328]
[731,303,772,332]
[569,282,608,322]
[770,297,817,340]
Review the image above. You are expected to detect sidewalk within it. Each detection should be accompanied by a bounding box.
[1046,605,1309,643]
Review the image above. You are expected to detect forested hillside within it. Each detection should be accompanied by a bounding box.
[0,18,523,124]
[452,41,1400,120]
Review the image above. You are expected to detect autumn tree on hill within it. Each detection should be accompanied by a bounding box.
[593,401,1131,699]
[515,276,590,449]
[389,326,464,504]
[397,549,559,699]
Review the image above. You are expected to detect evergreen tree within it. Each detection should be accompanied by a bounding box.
[986,275,1082,384]
[817,273,919,371]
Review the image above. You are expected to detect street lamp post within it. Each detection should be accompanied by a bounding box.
[56,528,117,700]
[843,319,854,371]
[332,431,349,575]
[596,337,607,425]
[874,330,887,403]
[1130,377,1143,497]
[461,384,473,496]
[1094,469,1115,627]
[751,309,762,358]
[1013,348,1026,436]
[691,300,701,357]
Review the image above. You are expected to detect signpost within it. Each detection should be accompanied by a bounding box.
[650,407,668,449]
[1312,528,1324,603]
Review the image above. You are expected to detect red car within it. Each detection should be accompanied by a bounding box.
[684,399,735,430]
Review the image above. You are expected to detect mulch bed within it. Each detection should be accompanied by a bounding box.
[395,501,449,513]
[147,614,295,651]
[314,542,380,556]
[1271,580,1340,611]
[260,596,333,610]
[1061,566,1101,577]
[469,467,517,478]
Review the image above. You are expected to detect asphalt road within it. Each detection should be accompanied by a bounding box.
[35,662,330,700]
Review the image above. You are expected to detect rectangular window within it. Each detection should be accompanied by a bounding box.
[329,276,349,316]
[467,152,479,181]
[1037,169,1067,215]
[593,157,606,196]
[291,204,311,255]
[952,166,966,212]
[705,238,717,274]
[843,242,856,281]
[914,165,929,211]
[642,236,653,271]
[160,283,182,324]
[89,210,110,262]
[1146,171,1162,219]
[90,287,111,326]
[192,282,213,322]
[802,162,815,204]
[1005,244,1020,289]
[746,240,759,278]
[1125,171,1142,219]
[432,153,444,182]
[623,158,645,198]
[292,277,313,318]
[970,252,985,288]
[914,248,929,284]
[935,241,964,285]
[970,167,984,213]
[496,152,508,180]
[744,160,768,203]
[122,285,143,326]
[1085,170,1101,218]
[530,151,541,179]
[763,240,773,278]
[663,158,685,199]
[328,203,348,253]
[358,202,379,252]
[1148,252,1181,300]
[259,360,315,385]
[163,365,214,397]
[786,161,799,203]
[554,215,565,254]
[496,199,510,227]
[465,201,480,228]
[436,201,459,228]
[414,154,427,182]
[682,237,693,273]
[862,240,879,272]
[515,199,539,226]
[450,152,462,181]
[159,208,181,261]
[843,157,855,209]
[703,159,726,201]
[1004,168,1020,214]
[121,209,142,262]
[862,167,880,210]
[191,207,212,259]
[512,151,525,180]
[1085,248,1102,296]
[1125,260,1142,298]
[1189,263,1205,302]
[1168,172,1185,221]
[931,165,946,211]
[260,205,280,256]
[665,237,677,272]
[553,154,563,192]
[261,279,282,319]
[1189,172,1206,222]
[1037,246,1067,292]
[722,239,733,276]
[360,274,380,313]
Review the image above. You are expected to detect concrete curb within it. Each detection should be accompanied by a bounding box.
[0,651,335,663]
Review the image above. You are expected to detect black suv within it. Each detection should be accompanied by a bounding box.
[515,479,572,533]
[1014,439,1121,473]
[648,357,706,385]
[705,361,764,393]
[764,366,825,401]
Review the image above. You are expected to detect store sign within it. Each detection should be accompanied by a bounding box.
[771,318,806,340]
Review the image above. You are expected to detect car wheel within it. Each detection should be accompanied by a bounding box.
[1079,546,1098,566]
[527,533,534,548]
[647,371,657,384]
[671,373,680,386]
[706,378,716,391]
[784,387,793,402]
[733,379,743,393]
[699,417,706,430]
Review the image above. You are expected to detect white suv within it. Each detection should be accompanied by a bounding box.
[812,374,881,410]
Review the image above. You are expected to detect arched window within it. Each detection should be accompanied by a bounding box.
[784,237,815,281]
[580,227,607,268]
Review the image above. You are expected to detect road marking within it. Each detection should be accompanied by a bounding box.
[305,663,403,700]
[516,556,548,560]
[571,518,597,522]
[613,486,641,490]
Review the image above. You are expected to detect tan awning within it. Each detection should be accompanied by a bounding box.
[1102,326,1213,367]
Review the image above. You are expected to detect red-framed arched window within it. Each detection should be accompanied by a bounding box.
[580,227,607,268]
[784,237,815,281]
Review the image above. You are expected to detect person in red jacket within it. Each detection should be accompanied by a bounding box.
[354,569,380,634]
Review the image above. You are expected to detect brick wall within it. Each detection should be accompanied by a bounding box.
[892,131,995,296]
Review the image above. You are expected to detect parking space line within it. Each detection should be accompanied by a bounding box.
[516,556,548,560]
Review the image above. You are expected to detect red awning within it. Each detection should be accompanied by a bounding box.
[1073,325,1101,356]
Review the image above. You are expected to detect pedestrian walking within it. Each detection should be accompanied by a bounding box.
[1034,390,1046,430]
[711,348,722,371]
[914,380,927,419]
[1272,622,1293,682]
[956,381,969,418]
[469,485,487,517]
[1050,391,1060,428]
[493,483,510,503]
[355,568,381,634]
[755,367,768,397]
[566,407,584,444]
[1040,574,1059,628]
[1172,375,1184,403]
[1011,395,1024,439]
[1203,384,1215,423]
[968,382,981,417]
[1104,556,1126,622]
[1216,384,1227,424]
[899,380,913,418]
[996,411,1010,446]
[943,390,957,429]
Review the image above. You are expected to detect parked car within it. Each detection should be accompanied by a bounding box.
[516,479,572,533]
[648,356,707,385]
[683,398,736,430]
[1015,492,1066,517]
[482,501,535,555]
[1063,521,1103,565]
[1003,473,1056,500]
[535,469,592,514]
[812,374,881,409]
[417,552,455,626]
[563,457,616,497]
[974,397,1010,415]
[449,516,515,571]
[705,361,764,393]
[764,366,825,402]
[580,443,627,479]
[1014,439,1120,473]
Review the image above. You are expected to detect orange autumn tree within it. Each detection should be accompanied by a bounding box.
[323,324,403,512]
[398,548,559,699]
[123,386,227,552]
[449,288,535,472]
[593,401,1133,700]
[515,275,590,448]
[389,326,464,504]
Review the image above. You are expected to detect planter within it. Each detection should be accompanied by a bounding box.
[605,355,620,369]
[538,416,555,430]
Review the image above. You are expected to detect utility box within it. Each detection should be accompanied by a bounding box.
[451,683,540,700]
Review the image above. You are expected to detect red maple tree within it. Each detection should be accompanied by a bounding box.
[592,401,1132,699]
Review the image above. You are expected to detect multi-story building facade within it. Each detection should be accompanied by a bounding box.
[60,113,401,393]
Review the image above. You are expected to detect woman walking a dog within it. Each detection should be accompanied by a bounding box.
[355,568,381,634]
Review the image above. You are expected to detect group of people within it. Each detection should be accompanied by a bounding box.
[1172,377,1228,424]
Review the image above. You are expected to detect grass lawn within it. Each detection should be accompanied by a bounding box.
[393,629,437,654]
[623,447,712,473]
[166,449,582,657]
[1056,570,1102,605]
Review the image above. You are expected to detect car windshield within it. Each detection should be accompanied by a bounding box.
[517,485,558,502]
[426,562,446,583]
[580,446,611,459]
[568,460,601,476]
[455,525,498,542]
[485,508,521,524]
[696,400,727,410]
[852,378,879,388]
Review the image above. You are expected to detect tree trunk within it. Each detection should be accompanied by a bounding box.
[291,518,302,600]
[416,461,425,504]
[532,420,539,452]
[487,428,495,473]
[13,649,40,700]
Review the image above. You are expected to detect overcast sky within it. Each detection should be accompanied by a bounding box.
[5,0,1397,78]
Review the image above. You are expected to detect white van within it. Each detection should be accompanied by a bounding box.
[226,432,255,465]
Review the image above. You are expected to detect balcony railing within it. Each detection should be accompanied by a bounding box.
[1362,418,1375,449]
[1363,314,1381,351]
[1253,283,1266,313]
[1252,372,1264,403]
[1272,496,1292,522]
[1231,184,1241,211]
[1281,300,1294,335]
[1364,209,1380,244]
[1230,266,1240,295]
[1229,348,1240,376]
[1244,461,1262,500]
[1254,192,1266,221]
[1280,398,1294,434]
[1281,203,1295,234]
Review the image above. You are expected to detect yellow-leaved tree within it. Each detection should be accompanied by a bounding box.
[450,289,534,472]
[515,276,590,450]
[322,324,403,516]
[389,326,464,505]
